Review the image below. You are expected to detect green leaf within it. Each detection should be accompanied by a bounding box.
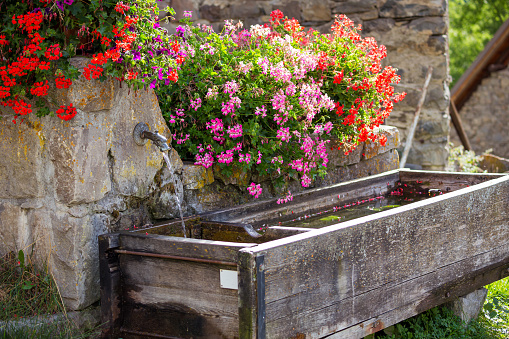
[18,250,25,268]
[22,282,35,290]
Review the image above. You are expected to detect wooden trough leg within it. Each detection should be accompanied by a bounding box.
[238,251,258,339]
[99,233,122,339]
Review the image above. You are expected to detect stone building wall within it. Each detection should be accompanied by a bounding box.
[450,68,509,158]
[160,0,451,169]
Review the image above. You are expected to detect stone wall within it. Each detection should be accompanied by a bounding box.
[160,0,451,169]
[0,58,177,310]
[450,67,509,158]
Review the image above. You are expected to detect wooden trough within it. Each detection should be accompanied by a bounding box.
[99,170,509,338]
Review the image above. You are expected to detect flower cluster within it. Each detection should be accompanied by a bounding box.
[1,0,184,122]
[158,11,406,200]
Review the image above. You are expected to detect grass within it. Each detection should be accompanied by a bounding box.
[372,277,509,338]
[0,250,99,338]
[0,250,62,320]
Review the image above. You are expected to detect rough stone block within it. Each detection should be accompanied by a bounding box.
[182,164,214,190]
[327,140,363,168]
[0,202,29,256]
[200,4,224,21]
[379,0,446,18]
[46,211,109,310]
[148,188,185,220]
[363,126,400,160]
[363,18,396,33]
[301,0,331,22]
[50,60,115,112]
[47,123,111,205]
[408,16,447,35]
[359,9,379,21]
[186,181,248,213]
[0,118,44,199]
[231,2,261,18]
[316,148,400,187]
[276,1,301,21]
[445,288,488,324]
[332,0,377,14]
[109,86,170,198]
[406,140,449,170]
[213,163,250,186]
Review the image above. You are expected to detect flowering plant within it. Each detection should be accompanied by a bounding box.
[157,11,406,199]
[0,0,184,123]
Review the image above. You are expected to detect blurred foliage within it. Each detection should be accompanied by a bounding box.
[446,145,488,173]
[449,0,509,88]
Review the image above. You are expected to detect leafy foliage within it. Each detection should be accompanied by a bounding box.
[446,145,487,173]
[375,306,501,339]
[157,12,405,197]
[449,0,509,87]
[0,0,182,122]
[482,277,509,336]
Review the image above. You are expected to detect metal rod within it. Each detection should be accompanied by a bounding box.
[256,255,266,339]
[114,249,238,266]
[450,100,472,150]
[121,328,185,339]
[400,66,433,168]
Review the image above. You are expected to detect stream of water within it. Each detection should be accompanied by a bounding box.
[162,151,186,237]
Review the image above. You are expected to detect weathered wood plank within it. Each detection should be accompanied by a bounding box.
[119,233,254,263]
[120,254,239,338]
[98,233,122,339]
[238,251,257,339]
[399,169,503,192]
[240,175,509,338]
[267,244,509,338]
[202,170,401,227]
[324,247,509,338]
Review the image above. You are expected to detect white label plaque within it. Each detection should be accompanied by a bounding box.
[220,269,238,290]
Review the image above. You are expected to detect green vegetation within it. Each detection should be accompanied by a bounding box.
[446,145,486,173]
[449,0,509,87]
[0,250,97,338]
[482,277,509,335]
[375,305,500,338]
[373,277,509,338]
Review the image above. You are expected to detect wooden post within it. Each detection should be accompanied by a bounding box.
[98,233,122,339]
[450,100,472,150]
[400,66,433,168]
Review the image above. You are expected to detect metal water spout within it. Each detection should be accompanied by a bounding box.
[133,122,171,152]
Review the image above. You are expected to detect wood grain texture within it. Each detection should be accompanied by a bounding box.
[240,174,509,338]
[120,254,239,338]
[238,251,257,339]
[119,232,254,263]
[399,170,503,192]
[99,234,122,339]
